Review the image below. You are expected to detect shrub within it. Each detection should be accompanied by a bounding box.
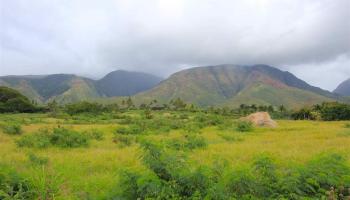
[50,127,89,148]
[1,123,22,135]
[224,168,256,197]
[17,127,90,148]
[27,153,49,166]
[236,120,254,132]
[183,122,202,133]
[116,125,142,135]
[299,153,350,196]
[184,134,207,150]
[166,134,207,151]
[0,166,35,199]
[17,129,51,148]
[64,101,106,115]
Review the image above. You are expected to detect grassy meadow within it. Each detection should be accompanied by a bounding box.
[0,111,350,199]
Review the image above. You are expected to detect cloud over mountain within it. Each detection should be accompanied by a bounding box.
[1,0,349,90]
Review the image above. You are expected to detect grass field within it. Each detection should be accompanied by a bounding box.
[0,111,350,199]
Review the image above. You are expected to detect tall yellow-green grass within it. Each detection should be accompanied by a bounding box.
[0,113,349,199]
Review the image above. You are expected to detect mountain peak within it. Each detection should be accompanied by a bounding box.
[136,64,336,108]
[334,78,350,96]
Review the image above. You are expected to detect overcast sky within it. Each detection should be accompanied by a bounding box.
[0,0,349,91]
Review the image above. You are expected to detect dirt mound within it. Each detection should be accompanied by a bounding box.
[242,112,277,128]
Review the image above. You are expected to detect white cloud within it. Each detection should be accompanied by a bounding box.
[0,0,349,89]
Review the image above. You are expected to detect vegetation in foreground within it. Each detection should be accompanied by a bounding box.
[0,109,349,199]
[1,87,350,199]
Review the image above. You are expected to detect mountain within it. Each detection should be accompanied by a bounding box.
[0,74,99,104]
[334,79,350,96]
[0,70,162,104]
[136,64,336,108]
[96,70,163,97]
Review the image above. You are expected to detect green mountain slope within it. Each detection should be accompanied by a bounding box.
[0,86,38,112]
[96,70,162,97]
[136,64,336,108]
[0,74,98,104]
[0,71,162,104]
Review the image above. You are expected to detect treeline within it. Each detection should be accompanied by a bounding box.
[292,102,350,121]
[46,98,289,117]
[2,86,350,121]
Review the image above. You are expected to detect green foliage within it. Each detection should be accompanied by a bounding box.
[17,127,90,148]
[1,123,22,135]
[16,129,51,148]
[31,167,62,200]
[319,102,350,121]
[0,86,39,113]
[299,153,350,196]
[293,102,350,121]
[166,134,207,150]
[143,109,153,119]
[27,153,49,166]
[115,125,142,135]
[170,98,187,110]
[50,127,89,148]
[0,165,35,199]
[112,141,350,200]
[183,134,207,150]
[236,120,254,132]
[64,101,107,115]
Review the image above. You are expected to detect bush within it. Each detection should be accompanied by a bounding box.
[183,122,203,133]
[111,151,350,199]
[50,127,89,148]
[1,123,22,135]
[115,125,142,135]
[299,153,350,196]
[236,120,254,132]
[17,127,90,148]
[184,134,207,150]
[27,153,49,166]
[17,129,51,148]
[166,134,207,150]
[0,165,35,199]
[64,101,106,115]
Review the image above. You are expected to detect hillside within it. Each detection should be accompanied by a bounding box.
[136,64,335,108]
[96,70,162,97]
[334,78,350,96]
[0,86,38,112]
[0,71,162,104]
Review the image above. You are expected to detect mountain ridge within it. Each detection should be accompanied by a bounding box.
[0,70,162,104]
[0,65,345,108]
[135,64,338,108]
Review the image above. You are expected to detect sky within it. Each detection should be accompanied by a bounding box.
[0,0,349,91]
